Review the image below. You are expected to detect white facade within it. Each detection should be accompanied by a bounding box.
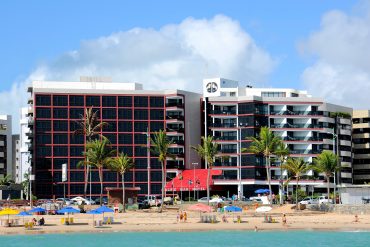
[0,115,12,179]
[16,107,31,183]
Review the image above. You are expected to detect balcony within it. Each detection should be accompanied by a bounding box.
[210,122,237,128]
[289,149,321,155]
[166,127,184,133]
[166,102,184,108]
[213,162,238,167]
[282,136,323,142]
[270,123,323,129]
[25,130,34,138]
[218,149,238,154]
[214,136,238,141]
[210,109,237,115]
[166,115,184,121]
[170,139,184,145]
[28,117,34,125]
[270,111,323,116]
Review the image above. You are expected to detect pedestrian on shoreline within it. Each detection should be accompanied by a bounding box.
[282,213,287,226]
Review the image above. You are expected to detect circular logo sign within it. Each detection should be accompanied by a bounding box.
[206,82,218,93]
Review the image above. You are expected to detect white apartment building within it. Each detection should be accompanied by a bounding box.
[0,115,12,179]
[15,107,31,183]
[203,78,353,197]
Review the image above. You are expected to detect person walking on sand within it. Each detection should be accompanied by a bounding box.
[354,214,359,223]
[183,211,187,222]
[282,213,287,226]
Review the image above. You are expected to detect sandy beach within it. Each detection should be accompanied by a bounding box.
[1,205,370,235]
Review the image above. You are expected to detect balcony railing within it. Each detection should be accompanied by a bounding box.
[166,102,184,108]
[213,162,238,167]
[290,149,322,155]
[166,127,184,133]
[218,149,238,154]
[283,136,323,141]
[270,111,323,116]
[213,175,238,180]
[270,123,323,129]
[170,139,184,145]
[210,123,237,128]
[210,109,237,115]
[166,115,184,121]
[214,136,238,141]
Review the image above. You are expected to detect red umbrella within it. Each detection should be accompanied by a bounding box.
[188,203,212,212]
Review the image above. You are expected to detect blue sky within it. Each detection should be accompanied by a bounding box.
[0,0,358,90]
[1,0,370,131]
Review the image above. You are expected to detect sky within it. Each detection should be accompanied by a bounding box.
[1,0,370,132]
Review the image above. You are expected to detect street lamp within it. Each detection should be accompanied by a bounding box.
[191,162,198,199]
[141,129,151,198]
[238,122,247,200]
[325,128,338,204]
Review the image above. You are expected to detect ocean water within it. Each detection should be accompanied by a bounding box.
[0,231,369,247]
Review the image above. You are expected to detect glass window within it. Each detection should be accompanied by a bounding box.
[135,158,148,169]
[70,184,84,194]
[118,134,132,144]
[102,96,116,107]
[118,109,132,119]
[134,109,148,120]
[135,146,147,157]
[124,171,133,182]
[118,121,132,132]
[36,158,52,169]
[69,121,80,132]
[53,108,68,119]
[150,184,161,194]
[150,110,164,120]
[136,184,148,195]
[134,134,147,144]
[36,108,51,118]
[36,146,51,157]
[86,96,100,106]
[53,95,68,106]
[103,122,117,132]
[151,171,162,182]
[69,108,84,119]
[35,95,51,106]
[150,158,161,169]
[70,158,83,169]
[105,134,117,144]
[53,146,68,156]
[70,134,84,144]
[36,120,51,131]
[135,171,148,182]
[53,121,68,131]
[70,172,85,182]
[70,146,84,157]
[150,97,164,107]
[118,146,133,156]
[134,96,148,107]
[54,158,68,170]
[103,172,117,182]
[118,96,132,107]
[36,134,51,144]
[53,134,68,144]
[134,122,148,132]
[102,108,116,119]
[150,122,164,132]
[69,95,84,106]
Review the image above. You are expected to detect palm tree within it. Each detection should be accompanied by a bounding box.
[22,172,30,200]
[0,174,14,186]
[312,150,339,202]
[74,107,107,198]
[80,137,116,204]
[245,127,282,204]
[109,153,134,212]
[150,130,173,213]
[192,136,219,205]
[274,142,290,204]
[282,158,310,208]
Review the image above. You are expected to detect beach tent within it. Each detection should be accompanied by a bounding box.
[224,205,242,212]
[16,211,32,224]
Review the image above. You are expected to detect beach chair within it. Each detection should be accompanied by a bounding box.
[61,218,65,225]
[103,217,108,224]
[70,218,74,224]
[24,222,29,229]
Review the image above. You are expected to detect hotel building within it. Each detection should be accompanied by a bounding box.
[202,78,353,196]
[352,110,370,184]
[0,115,12,179]
[27,78,201,199]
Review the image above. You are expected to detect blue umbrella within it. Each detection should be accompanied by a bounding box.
[17,211,32,216]
[95,205,114,213]
[28,207,46,214]
[87,209,102,224]
[255,189,270,194]
[57,206,80,214]
[224,205,242,212]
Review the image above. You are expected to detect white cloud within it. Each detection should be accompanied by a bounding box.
[300,7,370,109]
[0,15,275,132]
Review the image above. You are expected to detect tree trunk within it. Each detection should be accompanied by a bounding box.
[279,163,283,205]
[265,156,272,205]
[296,177,299,210]
[206,167,210,206]
[327,174,330,205]
[160,160,165,213]
[122,174,126,213]
[99,167,103,205]
[84,159,89,198]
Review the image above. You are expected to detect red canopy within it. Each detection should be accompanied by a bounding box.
[188,203,212,212]
[165,169,222,192]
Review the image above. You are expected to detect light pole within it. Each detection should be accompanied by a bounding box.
[191,162,198,199]
[146,129,151,198]
[238,123,246,200]
[29,166,33,208]
[326,128,338,204]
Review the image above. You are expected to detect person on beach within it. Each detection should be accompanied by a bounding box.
[254,226,258,232]
[282,213,287,226]
[183,211,187,222]
[179,211,183,222]
[222,215,228,223]
[354,214,359,223]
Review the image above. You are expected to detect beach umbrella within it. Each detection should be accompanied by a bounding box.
[16,211,32,224]
[224,205,242,212]
[188,203,212,213]
[28,207,46,214]
[0,208,20,222]
[57,206,80,223]
[95,205,114,218]
[87,209,102,225]
[255,189,270,194]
